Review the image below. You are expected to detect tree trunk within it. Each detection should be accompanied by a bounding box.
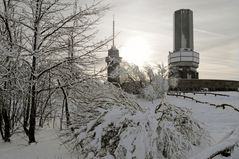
[23,90,31,137]
[1,83,11,142]
[28,0,41,143]
[57,80,71,127]
[28,83,36,143]
[0,94,11,142]
[28,55,37,143]
[0,111,4,140]
[2,108,10,142]
[60,98,64,130]
[38,91,54,127]
[64,93,70,127]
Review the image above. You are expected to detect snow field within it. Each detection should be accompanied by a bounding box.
[0,91,238,159]
[167,92,239,158]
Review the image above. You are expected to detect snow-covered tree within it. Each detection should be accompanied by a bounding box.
[0,0,109,143]
[0,0,28,142]
[120,62,147,94]
[142,64,169,100]
[168,77,178,90]
[121,62,146,86]
[62,80,210,159]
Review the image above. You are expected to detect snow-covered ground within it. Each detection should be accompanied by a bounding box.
[0,91,238,159]
[168,92,239,143]
[0,128,76,159]
[167,91,239,159]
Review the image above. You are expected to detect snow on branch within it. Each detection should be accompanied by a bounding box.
[193,127,239,159]
[61,81,210,159]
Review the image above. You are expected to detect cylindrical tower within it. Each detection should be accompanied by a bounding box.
[174,9,194,52]
[168,9,199,79]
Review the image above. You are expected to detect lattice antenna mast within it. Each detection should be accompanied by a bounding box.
[113,15,115,47]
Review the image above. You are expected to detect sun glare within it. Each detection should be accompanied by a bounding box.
[121,36,151,67]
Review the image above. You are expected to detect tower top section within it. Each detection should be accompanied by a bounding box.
[113,15,115,47]
[110,16,118,50]
[175,9,192,13]
[174,9,194,52]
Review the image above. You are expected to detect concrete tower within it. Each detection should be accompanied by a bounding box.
[105,17,122,84]
[168,9,199,79]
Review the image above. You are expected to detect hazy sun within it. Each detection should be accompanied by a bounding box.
[121,36,151,66]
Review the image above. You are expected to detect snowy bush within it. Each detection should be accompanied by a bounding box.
[142,64,169,100]
[142,75,169,101]
[62,81,210,159]
[154,102,211,158]
[142,84,156,101]
[168,77,178,89]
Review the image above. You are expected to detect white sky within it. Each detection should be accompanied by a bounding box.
[96,0,239,81]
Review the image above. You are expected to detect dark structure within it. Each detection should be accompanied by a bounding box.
[105,18,122,84]
[168,9,199,79]
[174,9,194,51]
[174,79,239,91]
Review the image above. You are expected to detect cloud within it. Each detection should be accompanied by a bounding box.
[195,29,227,38]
